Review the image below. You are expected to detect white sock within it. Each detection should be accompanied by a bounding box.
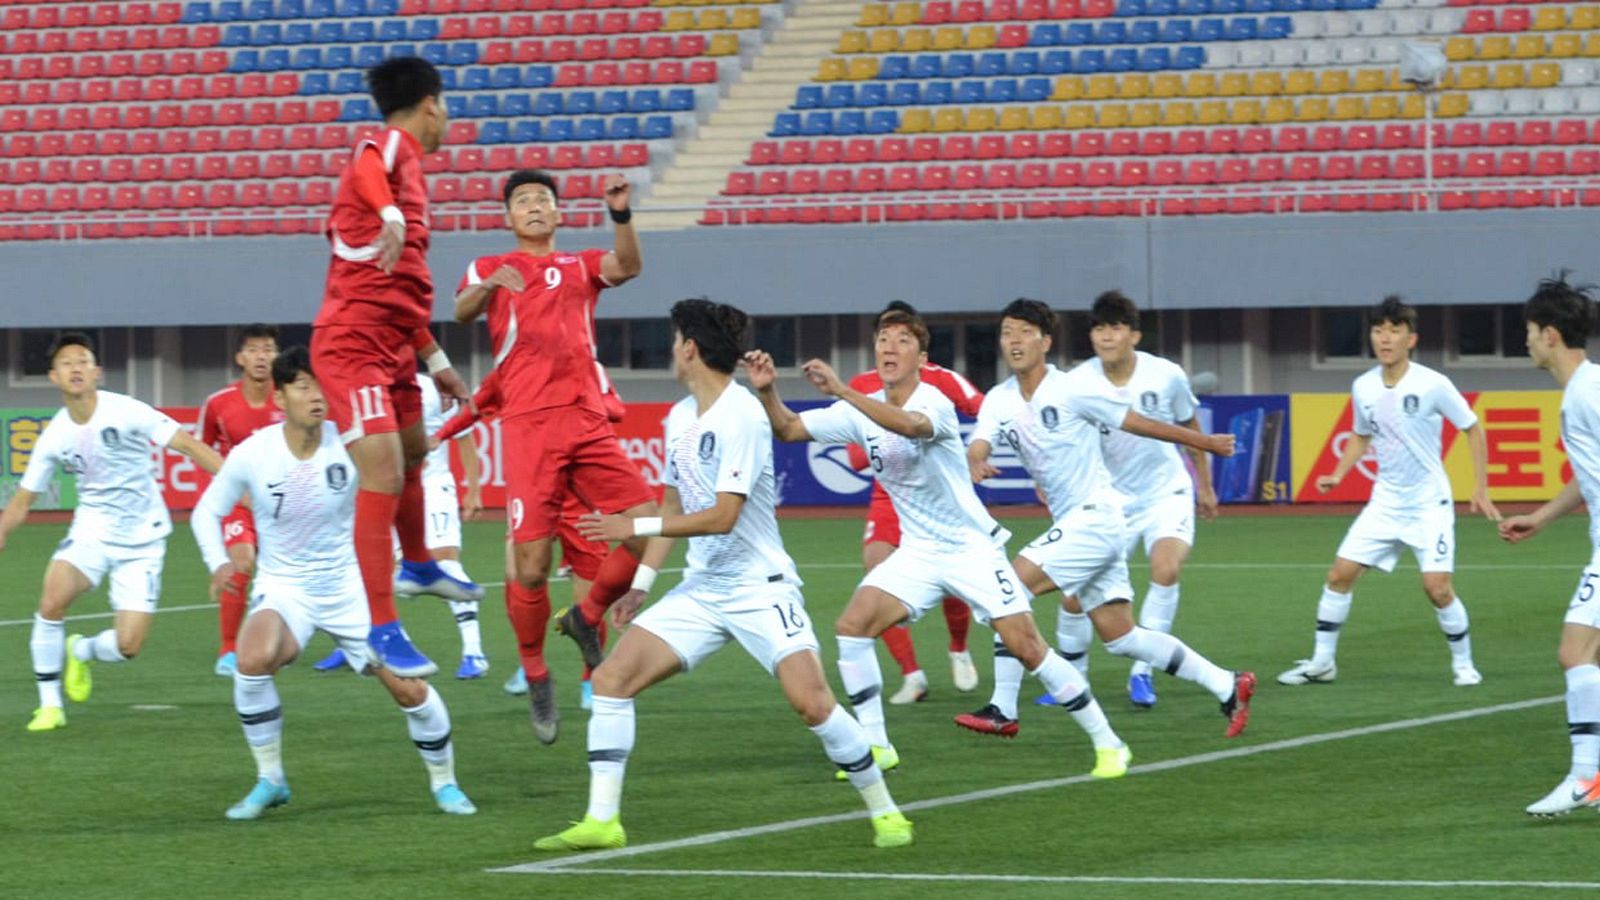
[586,695,635,821]
[30,615,64,709]
[810,704,897,816]
[1031,652,1121,750]
[987,634,1025,720]
[74,629,126,663]
[1056,607,1092,676]
[1312,585,1352,666]
[1131,582,1180,678]
[403,685,456,792]
[837,636,889,747]
[449,601,484,657]
[1566,664,1600,781]
[437,558,472,583]
[234,672,285,785]
[1106,628,1234,701]
[1435,598,1473,668]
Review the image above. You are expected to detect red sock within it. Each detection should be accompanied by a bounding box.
[394,465,429,563]
[581,618,608,680]
[218,569,251,654]
[577,543,641,626]
[881,624,920,676]
[505,580,551,681]
[942,596,971,653]
[355,489,400,626]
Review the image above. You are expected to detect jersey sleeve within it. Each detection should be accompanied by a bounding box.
[910,391,960,442]
[197,395,223,451]
[192,449,250,572]
[1169,367,1198,422]
[581,248,613,290]
[798,400,863,446]
[132,398,183,448]
[349,144,397,215]
[930,368,985,418]
[458,256,493,294]
[715,417,768,497]
[1351,379,1374,437]
[969,395,1003,448]
[17,421,60,494]
[1433,378,1479,431]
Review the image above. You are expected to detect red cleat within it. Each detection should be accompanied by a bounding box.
[1223,671,1256,738]
[954,704,1019,739]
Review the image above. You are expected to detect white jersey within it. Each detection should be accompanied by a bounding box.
[1560,360,1600,549]
[20,391,181,546]
[663,383,798,591]
[193,422,360,596]
[972,365,1131,523]
[802,382,1006,549]
[1086,351,1196,504]
[1351,362,1478,511]
[417,374,450,477]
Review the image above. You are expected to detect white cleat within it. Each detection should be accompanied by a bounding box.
[1276,658,1337,686]
[950,650,979,692]
[1452,664,1483,687]
[888,670,929,705]
[1526,775,1600,817]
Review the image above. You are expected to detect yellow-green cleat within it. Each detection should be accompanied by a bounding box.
[836,744,900,782]
[871,811,914,848]
[26,706,66,732]
[64,635,92,703]
[533,815,626,851]
[1091,744,1132,779]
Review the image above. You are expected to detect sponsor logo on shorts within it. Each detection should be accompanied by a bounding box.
[698,431,716,460]
[1040,406,1060,430]
[325,463,349,491]
[100,427,120,447]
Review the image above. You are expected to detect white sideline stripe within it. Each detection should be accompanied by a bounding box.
[489,694,1562,875]
[517,869,1600,891]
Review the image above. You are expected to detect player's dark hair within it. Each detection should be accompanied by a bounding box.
[236,323,279,352]
[878,300,918,322]
[1001,298,1057,335]
[877,309,930,353]
[367,56,442,117]
[1090,290,1140,329]
[271,345,316,388]
[1523,271,1597,349]
[503,169,560,206]
[671,298,750,374]
[1371,295,1419,332]
[46,330,95,363]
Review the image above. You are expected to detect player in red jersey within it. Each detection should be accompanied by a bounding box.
[311,57,472,678]
[454,168,654,736]
[196,325,284,677]
[848,301,984,705]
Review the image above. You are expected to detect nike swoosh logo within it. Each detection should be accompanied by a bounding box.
[266,481,285,490]
[1573,789,1595,803]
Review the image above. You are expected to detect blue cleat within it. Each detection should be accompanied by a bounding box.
[456,654,489,680]
[312,648,350,672]
[1128,673,1157,709]
[214,651,238,677]
[580,679,593,711]
[367,621,437,678]
[395,559,485,602]
[434,783,477,815]
[1033,692,1058,707]
[504,666,528,696]
[226,778,291,820]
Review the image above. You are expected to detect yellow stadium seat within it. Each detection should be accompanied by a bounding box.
[999,107,1031,130]
[1052,76,1084,101]
[1368,94,1399,119]
[1317,70,1350,94]
[1119,74,1151,99]
[1229,99,1263,124]
[1030,105,1063,129]
[1550,33,1581,58]
[933,108,965,132]
[1250,71,1282,96]
[847,55,877,79]
[837,31,867,53]
[684,0,712,6]
[899,108,932,132]
[664,10,696,30]
[1513,34,1545,59]
[1064,105,1095,128]
[869,29,899,52]
[932,27,964,50]
[964,25,996,49]
[901,28,932,51]
[1097,104,1128,128]
[655,0,686,6]
[1263,97,1293,123]
[698,9,730,29]
[1443,37,1474,61]
[817,58,847,81]
[1574,6,1600,29]
[858,4,888,27]
[1455,65,1489,89]
[1196,100,1228,125]
[1352,69,1385,93]
[709,33,740,56]
[1086,74,1118,100]
[1159,101,1193,126]
[1492,63,1525,89]
[730,8,761,27]
[1532,6,1566,30]
[967,107,996,131]
[1218,73,1249,96]
[1294,97,1328,122]
[1585,33,1600,57]
[1184,73,1216,97]
[1436,93,1468,117]
[1478,36,1510,60]
[1130,102,1160,126]
[1529,62,1560,87]
[1284,70,1316,95]
[1331,96,1365,120]
[891,2,921,26]
[1151,73,1183,98]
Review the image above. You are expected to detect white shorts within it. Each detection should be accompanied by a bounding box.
[1019,503,1136,613]
[424,470,462,551]
[52,530,165,614]
[1564,548,1600,629]
[862,537,1028,625]
[250,577,374,671]
[634,578,820,675]
[1335,501,1455,574]
[1122,489,1196,559]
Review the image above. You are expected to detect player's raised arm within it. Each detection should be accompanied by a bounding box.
[746,350,812,443]
[598,175,641,287]
[346,144,407,273]
[802,358,934,439]
[167,428,224,476]
[453,261,525,324]
[1119,410,1234,458]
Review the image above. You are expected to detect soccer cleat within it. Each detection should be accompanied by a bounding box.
[434,784,477,815]
[836,744,900,781]
[553,606,605,671]
[1091,744,1132,779]
[63,635,92,703]
[534,814,627,851]
[394,559,485,602]
[504,667,529,696]
[552,564,573,581]
[888,670,929,705]
[214,651,238,678]
[871,811,914,848]
[312,648,349,672]
[1452,664,1483,687]
[953,703,1020,739]
[367,621,437,679]
[1221,671,1256,738]
[26,706,66,732]
[950,650,978,692]
[529,674,560,745]
[580,679,594,711]
[1276,658,1336,686]
[1128,673,1157,709]
[455,654,489,680]
[225,778,291,821]
[1526,775,1600,817]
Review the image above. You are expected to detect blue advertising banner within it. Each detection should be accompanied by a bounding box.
[1196,395,1293,504]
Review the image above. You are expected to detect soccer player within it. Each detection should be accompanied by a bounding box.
[533,299,912,852]
[848,301,982,705]
[953,300,1252,741]
[197,324,284,677]
[453,168,656,738]
[1,332,222,732]
[1498,275,1600,816]
[751,309,1131,779]
[1278,297,1500,688]
[192,347,475,820]
[312,55,475,678]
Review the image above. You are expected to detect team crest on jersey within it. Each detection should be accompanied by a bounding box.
[1140,391,1159,413]
[698,431,716,460]
[325,463,350,491]
[1403,394,1420,414]
[100,427,119,447]
[1040,406,1060,430]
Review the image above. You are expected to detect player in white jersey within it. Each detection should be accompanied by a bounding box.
[192,347,475,820]
[533,301,912,852]
[1279,297,1500,688]
[0,332,222,733]
[1499,276,1600,816]
[752,308,1132,780]
[955,300,1253,741]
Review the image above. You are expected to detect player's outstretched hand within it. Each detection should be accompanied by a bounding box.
[610,589,647,628]
[377,220,405,273]
[209,563,238,604]
[969,457,1001,484]
[578,511,638,542]
[602,174,631,212]
[1197,484,1220,521]
[433,367,473,414]
[801,359,846,397]
[461,485,483,522]
[1315,474,1339,494]
[742,351,777,391]
[484,264,525,294]
[1471,487,1503,523]
[1498,514,1541,544]
[1207,432,1236,457]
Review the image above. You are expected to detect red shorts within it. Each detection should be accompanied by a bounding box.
[557,517,607,581]
[503,407,655,545]
[222,505,256,550]
[310,322,422,442]
[862,496,901,547]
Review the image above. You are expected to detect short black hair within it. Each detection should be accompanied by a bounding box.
[504,169,560,206]
[878,300,918,322]
[1524,271,1596,349]
[47,330,96,364]
[1371,295,1419,332]
[271,345,316,389]
[670,299,750,374]
[236,323,279,352]
[1000,298,1057,335]
[367,56,442,117]
[1090,291,1140,329]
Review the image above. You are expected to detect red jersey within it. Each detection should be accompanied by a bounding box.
[457,248,613,421]
[850,362,984,507]
[197,380,284,457]
[317,127,433,331]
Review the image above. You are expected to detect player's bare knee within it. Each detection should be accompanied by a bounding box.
[1002,629,1048,669]
[792,691,835,727]
[236,650,274,676]
[1422,580,1455,607]
[1060,595,1083,615]
[391,677,428,708]
[1326,568,1356,593]
[591,665,635,699]
[1148,566,1181,587]
[514,561,551,590]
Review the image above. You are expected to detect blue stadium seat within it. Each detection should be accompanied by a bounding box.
[493,68,520,89]
[770,113,800,137]
[222,24,252,45]
[512,120,541,143]
[409,19,441,41]
[217,0,244,19]
[1030,23,1062,46]
[245,0,272,19]
[824,84,855,108]
[912,56,941,79]
[437,67,457,89]
[377,20,406,42]
[1041,49,1072,74]
[1007,51,1039,75]
[879,56,910,80]
[1174,46,1206,68]
[1307,0,1336,8]
[480,121,510,144]
[462,68,492,90]
[302,72,330,93]
[988,78,1018,103]
[1147,0,1178,13]
[261,48,290,69]
[1064,23,1095,45]
[284,22,312,44]
[338,0,366,13]
[1226,18,1258,40]
[630,89,662,113]
[640,115,671,140]
[386,42,416,61]
[1244,0,1273,11]
[664,88,694,111]
[1212,0,1243,12]
[565,91,596,116]
[1096,22,1127,43]
[421,43,449,65]
[801,112,833,136]
[523,66,553,88]
[448,43,477,66]
[308,0,336,16]
[1194,18,1226,41]
[1275,0,1307,8]
[1177,0,1209,13]
[334,67,365,91]
[543,119,574,142]
[608,117,640,140]
[340,97,375,121]
[1107,48,1138,71]
[1138,47,1171,70]
[292,48,322,69]
[1159,19,1192,42]
[1129,21,1159,43]
[795,85,823,109]
[835,110,866,136]
[955,81,986,104]
[279,0,305,18]
[313,22,344,42]
[976,52,1007,77]
[857,82,887,106]
[354,45,385,68]
[866,109,898,134]
[346,21,374,42]
[251,24,280,45]
[501,94,531,116]
[890,82,921,105]
[923,81,953,104]
[183,3,211,23]
[1074,49,1105,73]
[943,54,975,78]
[1262,15,1292,38]
[230,49,259,71]
[1020,77,1050,101]
[371,0,398,13]
[1117,0,1145,15]
[1339,0,1378,8]
[445,95,467,117]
